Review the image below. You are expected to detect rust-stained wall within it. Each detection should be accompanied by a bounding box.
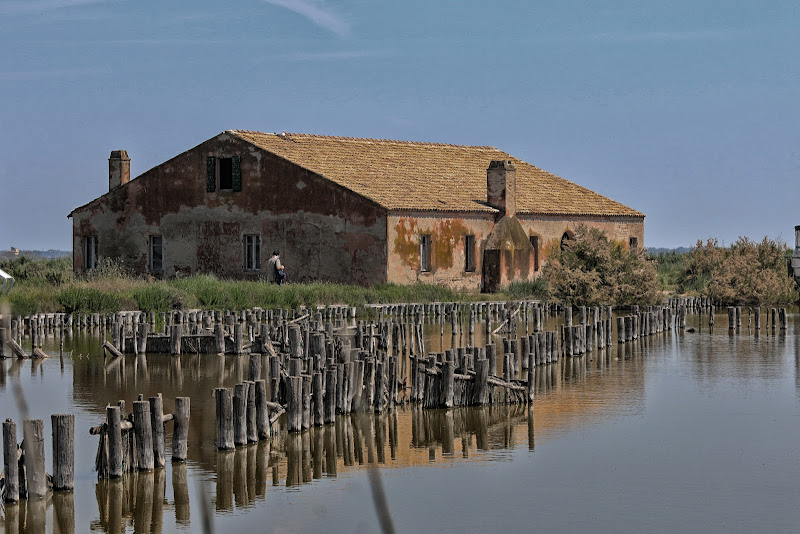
[387,213,495,292]
[518,214,645,271]
[71,132,388,285]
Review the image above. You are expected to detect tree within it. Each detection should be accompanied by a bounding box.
[541,225,660,306]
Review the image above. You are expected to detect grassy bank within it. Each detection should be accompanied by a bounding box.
[1,257,519,316]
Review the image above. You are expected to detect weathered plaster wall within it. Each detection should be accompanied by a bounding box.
[387,213,495,291]
[71,133,388,285]
[517,214,645,270]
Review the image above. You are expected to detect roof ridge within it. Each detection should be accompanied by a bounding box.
[229,129,500,150]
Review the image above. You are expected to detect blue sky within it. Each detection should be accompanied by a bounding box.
[1,0,798,250]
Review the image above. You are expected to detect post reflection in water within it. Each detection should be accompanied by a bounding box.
[9,307,703,532]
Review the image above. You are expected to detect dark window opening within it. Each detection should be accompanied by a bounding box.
[530,235,540,271]
[629,236,638,249]
[85,236,98,271]
[219,158,233,190]
[150,235,163,272]
[420,234,431,272]
[560,231,573,251]
[244,235,261,271]
[465,235,476,272]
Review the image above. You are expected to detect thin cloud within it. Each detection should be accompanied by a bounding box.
[278,49,390,61]
[589,29,748,43]
[0,0,109,15]
[263,0,350,38]
[0,67,104,80]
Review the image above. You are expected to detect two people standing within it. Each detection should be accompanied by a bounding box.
[268,251,287,285]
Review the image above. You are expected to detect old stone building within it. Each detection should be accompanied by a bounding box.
[68,130,644,292]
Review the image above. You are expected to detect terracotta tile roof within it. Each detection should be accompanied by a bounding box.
[230,130,644,218]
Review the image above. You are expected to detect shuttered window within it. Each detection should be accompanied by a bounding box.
[420,234,431,272]
[84,236,98,271]
[232,156,241,191]
[208,155,241,192]
[465,235,475,272]
[206,156,216,192]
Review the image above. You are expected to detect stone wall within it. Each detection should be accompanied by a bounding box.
[71,132,388,285]
[386,213,494,291]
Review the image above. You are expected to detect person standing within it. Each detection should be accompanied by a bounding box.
[268,251,286,285]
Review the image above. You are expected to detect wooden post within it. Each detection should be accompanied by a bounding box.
[107,405,124,478]
[233,383,248,445]
[302,374,312,429]
[23,419,47,498]
[474,359,489,406]
[287,376,303,432]
[137,323,148,354]
[248,354,261,381]
[233,323,244,355]
[133,401,155,470]
[3,419,19,502]
[51,414,74,491]
[312,372,324,426]
[255,380,269,438]
[215,324,225,353]
[727,307,736,330]
[442,361,455,408]
[215,388,234,451]
[170,325,181,355]
[149,395,166,468]
[324,369,337,424]
[172,397,190,462]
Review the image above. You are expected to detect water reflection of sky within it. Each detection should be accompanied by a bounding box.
[0,310,799,532]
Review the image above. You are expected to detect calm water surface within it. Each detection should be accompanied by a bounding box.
[1,310,799,533]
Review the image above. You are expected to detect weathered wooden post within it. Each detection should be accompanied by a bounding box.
[23,419,47,498]
[3,419,19,502]
[286,376,303,432]
[215,388,235,451]
[133,401,155,470]
[172,397,190,462]
[107,405,124,478]
[51,414,74,491]
[233,383,248,446]
[170,325,181,355]
[324,369,337,423]
[255,380,269,438]
[248,354,261,381]
[246,380,258,442]
[149,395,166,468]
[215,323,225,353]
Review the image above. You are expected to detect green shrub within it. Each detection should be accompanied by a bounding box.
[541,225,661,306]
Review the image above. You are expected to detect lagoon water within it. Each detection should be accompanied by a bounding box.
[1,310,799,533]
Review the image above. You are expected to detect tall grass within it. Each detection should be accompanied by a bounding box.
[0,258,529,315]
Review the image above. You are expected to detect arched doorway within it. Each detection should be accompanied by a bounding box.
[560,230,574,251]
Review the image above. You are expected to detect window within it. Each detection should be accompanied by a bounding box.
[84,236,98,271]
[629,236,638,249]
[150,236,163,272]
[206,156,242,192]
[560,231,573,251]
[244,235,261,271]
[465,235,475,272]
[219,158,233,190]
[420,234,431,272]
[530,235,540,271]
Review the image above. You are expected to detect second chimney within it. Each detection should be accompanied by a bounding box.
[487,160,516,217]
[109,150,131,191]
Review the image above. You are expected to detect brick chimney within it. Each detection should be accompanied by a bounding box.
[487,160,516,217]
[109,150,130,191]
